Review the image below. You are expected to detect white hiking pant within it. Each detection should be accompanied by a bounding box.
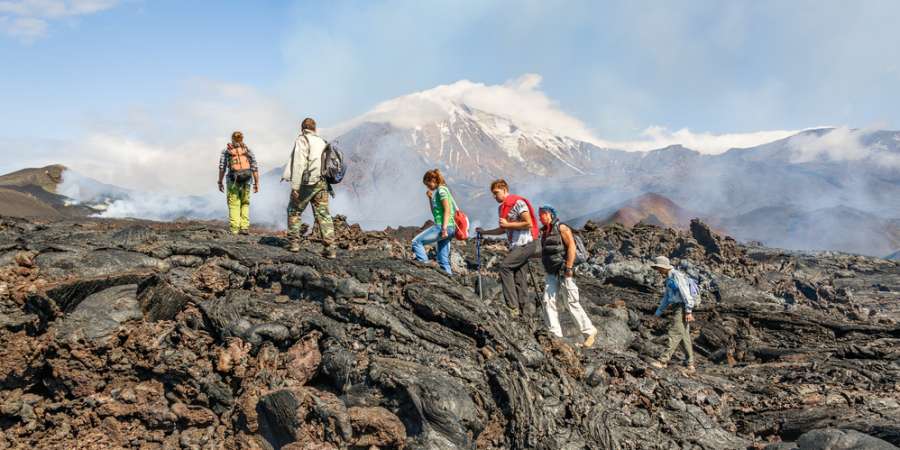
[542,274,597,338]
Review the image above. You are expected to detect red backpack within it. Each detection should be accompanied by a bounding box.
[454,209,469,240]
[446,189,469,240]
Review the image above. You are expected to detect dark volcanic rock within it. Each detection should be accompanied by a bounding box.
[792,428,899,450]
[0,215,897,449]
[52,284,142,343]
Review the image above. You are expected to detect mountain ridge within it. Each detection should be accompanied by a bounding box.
[3,90,899,257]
[329,99,900,256]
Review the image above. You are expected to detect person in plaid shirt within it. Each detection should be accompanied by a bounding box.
[217,131,259,234]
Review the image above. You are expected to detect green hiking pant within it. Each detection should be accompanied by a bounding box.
[287,180,334,247]
[227,182,251,234]
[660,305,694,364]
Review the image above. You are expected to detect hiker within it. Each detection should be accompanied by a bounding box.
[217,131,260,235]
[476,179,540,316]
[538,205,598,347]
[411,169,457,275]
[281,118,336,259]
[649,256,696,372]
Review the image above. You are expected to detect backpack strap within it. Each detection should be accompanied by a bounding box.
[554,220,569,238]
[444,186,459,212]
[300,134,313,185]
[289,142,295,183]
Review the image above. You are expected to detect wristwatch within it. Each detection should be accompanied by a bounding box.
[564,267,573,275]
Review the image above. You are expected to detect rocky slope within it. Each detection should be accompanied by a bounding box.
[0,215,898,449]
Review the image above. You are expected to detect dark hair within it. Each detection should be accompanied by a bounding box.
[301,118,317,131]
[490,179,509,192]
[423,169,446,187]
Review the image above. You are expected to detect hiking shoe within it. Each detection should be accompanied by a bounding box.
[684,364,696,374]
[323,248,337,259]
[582,330,598,348]
[239,229,250,236]
[288,243,301,253]
[649,360,667,369]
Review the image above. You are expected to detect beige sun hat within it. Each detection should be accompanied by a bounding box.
[650,256,674,270]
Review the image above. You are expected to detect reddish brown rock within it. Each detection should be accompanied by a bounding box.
[284,331,322,385]
[348,406,407,448]
[171,402,218,427]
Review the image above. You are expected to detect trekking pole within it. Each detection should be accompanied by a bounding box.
[526,260,544,318]
[527,260,543,296]
[476,231,483,302]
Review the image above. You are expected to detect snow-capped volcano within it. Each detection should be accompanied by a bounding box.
[331,80,604,186]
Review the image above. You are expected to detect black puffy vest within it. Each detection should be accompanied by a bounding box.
[541,221,567,274]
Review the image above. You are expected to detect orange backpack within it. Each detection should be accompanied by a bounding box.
[228,145,252,171]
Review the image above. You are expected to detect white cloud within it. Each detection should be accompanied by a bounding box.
[787,127,867,163]
[0,15,44,40]
[786,126,900,168]
[0,0,119,41]
[55,80,296,194]
[604,126,801,154]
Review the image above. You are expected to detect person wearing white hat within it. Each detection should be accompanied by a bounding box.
[649,256,696,372]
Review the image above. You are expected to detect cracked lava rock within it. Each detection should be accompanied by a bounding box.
[0,215,898,449]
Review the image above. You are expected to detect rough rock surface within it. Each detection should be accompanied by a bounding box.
[0,215,897,449]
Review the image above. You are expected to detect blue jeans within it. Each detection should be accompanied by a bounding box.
[411,225,455,275]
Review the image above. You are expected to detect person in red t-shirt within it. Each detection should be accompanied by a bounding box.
[476,179,540,316]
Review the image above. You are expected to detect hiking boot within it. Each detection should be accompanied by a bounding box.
[684,363,696,374]
[582,330,598,348]
[322,248,337,259]
[649,360,667,369]
[288,242,301,253]
[239,229,250,236]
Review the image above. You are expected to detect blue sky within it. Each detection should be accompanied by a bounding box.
[2,0,899,189]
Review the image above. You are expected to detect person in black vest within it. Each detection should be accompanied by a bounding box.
[539,205,597,348]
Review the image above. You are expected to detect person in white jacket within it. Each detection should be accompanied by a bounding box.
[281,117,336,258]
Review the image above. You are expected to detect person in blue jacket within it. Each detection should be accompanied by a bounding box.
[649,256,696,372]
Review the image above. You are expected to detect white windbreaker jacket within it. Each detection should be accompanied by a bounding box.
[282,130,327,190]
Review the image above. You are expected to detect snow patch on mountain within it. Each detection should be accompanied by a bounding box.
[335,74,599,145]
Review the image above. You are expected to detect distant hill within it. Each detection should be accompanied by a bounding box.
[0,164,66,191]
[721,205,900,257]
[0,165,101,218]
[0,188,65,218]
[569,193,700,229]
[565,193,900,258]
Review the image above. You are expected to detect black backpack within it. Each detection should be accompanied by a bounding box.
[549,221,589,266]
[321,141,347,185]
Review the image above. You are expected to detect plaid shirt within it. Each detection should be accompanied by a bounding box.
[219,145,259,177]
